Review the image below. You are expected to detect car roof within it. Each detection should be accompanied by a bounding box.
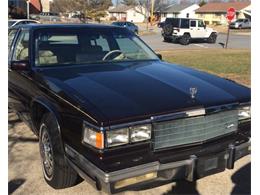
[9,19,38,22]
[8,23,124,31]
[166,18,202,20]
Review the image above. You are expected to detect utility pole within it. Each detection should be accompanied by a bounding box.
[26,0,30,19]
[150,0,155,25]
[146,0,149,30]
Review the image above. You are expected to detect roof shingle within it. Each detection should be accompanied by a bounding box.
[196,2,250,13]
[108,5,133,13]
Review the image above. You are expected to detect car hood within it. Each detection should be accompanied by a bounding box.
[38,60,250,125]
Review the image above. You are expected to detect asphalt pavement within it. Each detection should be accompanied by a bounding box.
[8,113,251,195]
[140,32,251,51]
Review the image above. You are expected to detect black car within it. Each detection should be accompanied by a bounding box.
[8,24,250,194]
[112,21,139,34]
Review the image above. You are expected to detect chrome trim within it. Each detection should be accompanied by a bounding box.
[239,102,251,107]
[82,103,242,132]
[205,103,239,114]
[65,138,251,193]
[109,119,151,130]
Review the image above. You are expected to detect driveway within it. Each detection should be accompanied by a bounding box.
[140,32,251,51]
[8,112,250,195]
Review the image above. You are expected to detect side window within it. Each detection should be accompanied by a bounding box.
[8,30,18,51]
[180,19,190,28]
[190,20,196,27]
[12,31,30,61]
[198,20,205,27]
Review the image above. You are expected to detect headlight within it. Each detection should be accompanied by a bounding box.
[130,124,151,142]
[107,128,129,147]
[82,124,104,149]
[238,106,251,120]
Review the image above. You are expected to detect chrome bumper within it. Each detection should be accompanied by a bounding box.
[65,139,250,194]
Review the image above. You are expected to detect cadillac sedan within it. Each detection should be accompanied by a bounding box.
[8,24,250,194]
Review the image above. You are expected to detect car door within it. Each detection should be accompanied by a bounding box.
[189,20,197,38]
[196,20,207,38]
[8,29,33,119]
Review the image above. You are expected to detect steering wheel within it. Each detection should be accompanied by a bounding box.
[102,50,124,61]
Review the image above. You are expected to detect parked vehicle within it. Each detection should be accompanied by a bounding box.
[112,21,139,34]
[229,18,251,29]
[8,19,39,28]
[30,12,61,22]
[162,18,218,45]
[8,24,250,194]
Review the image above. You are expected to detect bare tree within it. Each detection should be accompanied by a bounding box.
[51,0,112,21]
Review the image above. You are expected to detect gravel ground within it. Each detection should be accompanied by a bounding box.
[8,112,251,195]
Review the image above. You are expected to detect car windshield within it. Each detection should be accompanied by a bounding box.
[34,28,158,67]
[236,19,245,22]
[8,21,16,27]
[112,22,123,26]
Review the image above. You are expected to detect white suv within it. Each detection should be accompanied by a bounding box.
[162,18,218,45]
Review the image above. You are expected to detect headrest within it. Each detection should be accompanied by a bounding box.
[39,50,54,57]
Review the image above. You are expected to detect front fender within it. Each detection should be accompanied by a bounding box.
[30,97,62,135]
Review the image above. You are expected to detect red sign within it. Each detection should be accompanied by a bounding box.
[226,7,236,21]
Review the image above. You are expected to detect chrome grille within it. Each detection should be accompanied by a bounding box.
[153,110,238,150]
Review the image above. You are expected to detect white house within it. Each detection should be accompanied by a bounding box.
[108,5,146,23]
[156,4,200,22]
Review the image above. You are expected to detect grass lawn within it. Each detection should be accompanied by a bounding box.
[160,49,251,87]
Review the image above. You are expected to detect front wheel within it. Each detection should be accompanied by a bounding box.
[207,32,217,43]
[179,34,190,45]
[39,113,81,189]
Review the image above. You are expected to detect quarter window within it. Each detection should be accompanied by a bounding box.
[180,19,190,28]
[190,20,196,27]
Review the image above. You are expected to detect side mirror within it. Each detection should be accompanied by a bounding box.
[156,53,162,60]
[10,60,29,71]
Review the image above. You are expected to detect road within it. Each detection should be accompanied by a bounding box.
[140,32,251,51]
[8,112,251,195]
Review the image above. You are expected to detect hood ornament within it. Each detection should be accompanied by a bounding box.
[190,87,198,99]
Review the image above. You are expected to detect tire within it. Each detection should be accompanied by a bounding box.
[163,24,173,36]
[163,37,171,42]
[207,32,217,44]
[179,33,190,45]
[39,113,81,189]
